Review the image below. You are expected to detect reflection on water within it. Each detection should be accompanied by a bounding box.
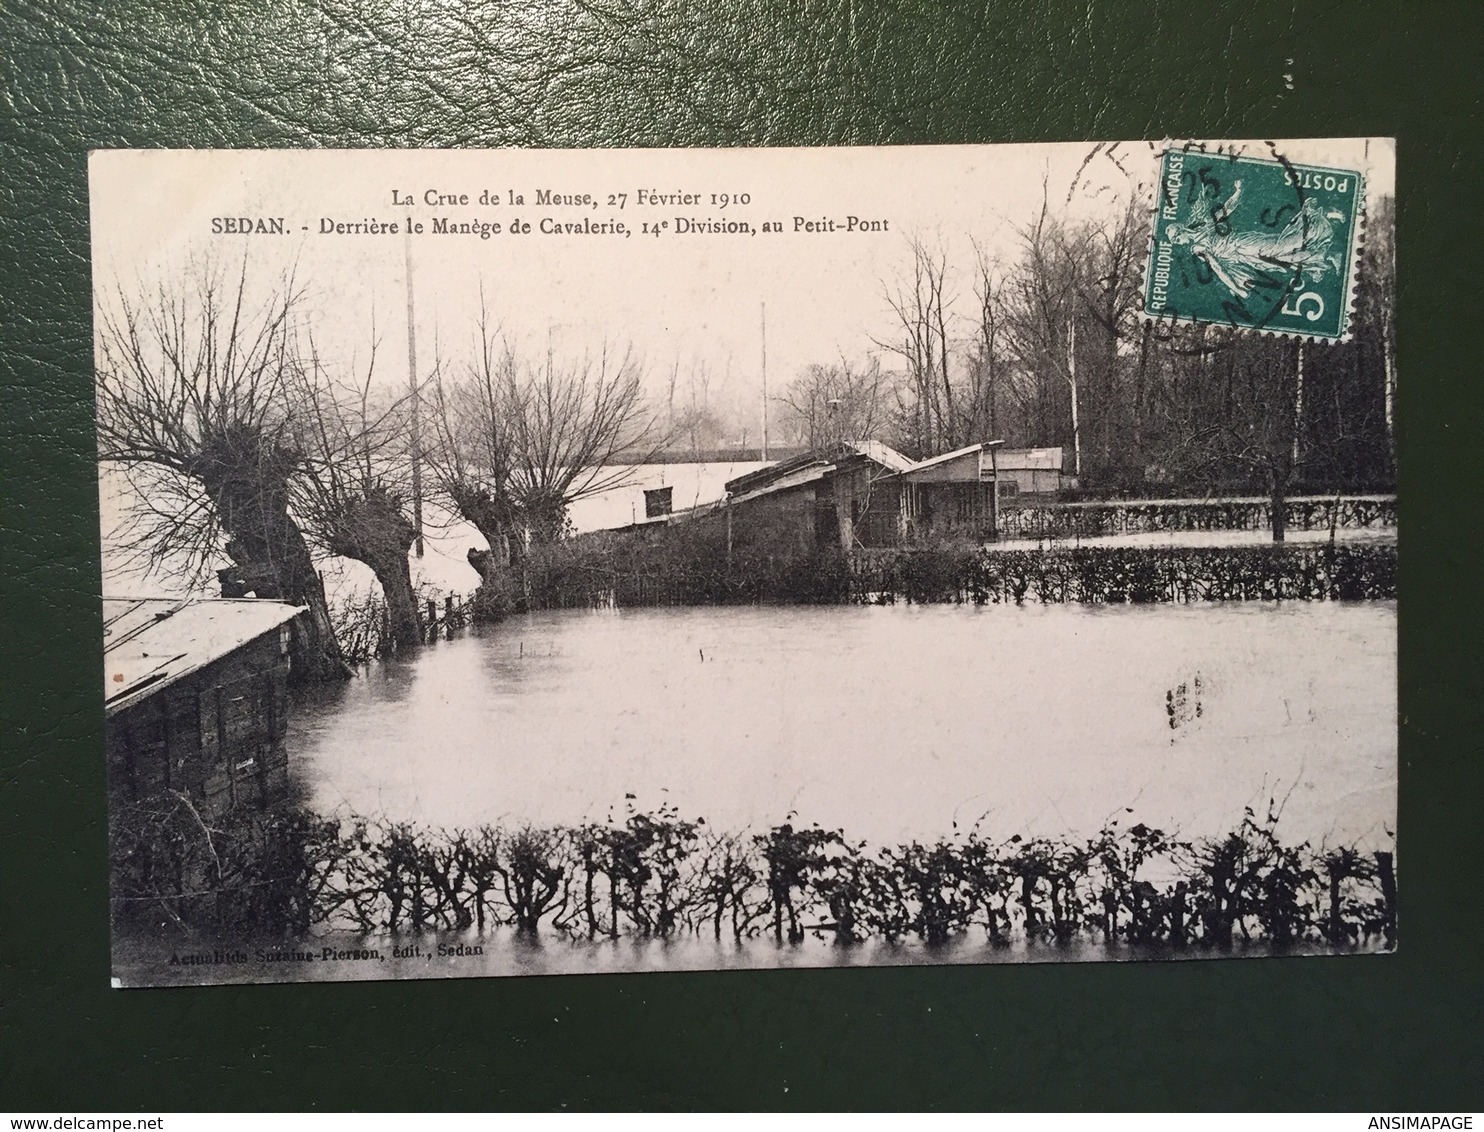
[287,602,1396,850]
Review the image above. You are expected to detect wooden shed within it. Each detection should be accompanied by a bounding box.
[995,446,1069,503]
[859,444,1071,545]
[103,597,306,818]
[723,440,914,552]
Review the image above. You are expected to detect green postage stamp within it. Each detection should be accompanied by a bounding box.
[1143,147,1364,340]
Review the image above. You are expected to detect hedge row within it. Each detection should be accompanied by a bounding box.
[521,534,1397,609]
[111,797,1396,954]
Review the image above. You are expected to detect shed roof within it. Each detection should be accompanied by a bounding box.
[995,446,1065,471]
[727,462,834,506]
[900,443,984,478]
[103,597,305,717]
[849,439,914,473]
[724,440,912,497]
[724,452,827,496]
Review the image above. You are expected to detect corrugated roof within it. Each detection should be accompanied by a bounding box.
[103,597,305,717]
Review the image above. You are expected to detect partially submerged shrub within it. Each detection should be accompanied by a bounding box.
[113,796,1396,954]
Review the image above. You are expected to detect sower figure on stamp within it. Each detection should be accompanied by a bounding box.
[1167,178,1347,300]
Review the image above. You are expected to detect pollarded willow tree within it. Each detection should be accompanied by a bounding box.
[291,332,425,653]
[95,263,352,683]
[426,304,660,616]
[425,310,523,603]
[504,340,660,542]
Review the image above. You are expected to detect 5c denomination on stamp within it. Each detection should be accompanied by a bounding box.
[1143,147,1364,340]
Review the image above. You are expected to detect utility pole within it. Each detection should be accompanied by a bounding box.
[760,302,769,461]
[405,228,424,557]
[1067,316,1082,480]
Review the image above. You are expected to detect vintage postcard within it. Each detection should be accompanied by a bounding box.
[92,140,1397,987]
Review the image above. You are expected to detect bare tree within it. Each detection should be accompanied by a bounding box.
[501,338,659,544]
[1003,191,1082,465]
[1150,331,1305,540]
[425,301,659,611]
[424,308,522,612]
[666,361,728,455]
[874,236,955,457]
[778,356,894,448]
[292,330,424,652]
[95,263,351,682]
[968,241,1009,443]
[1069,197,1148,485]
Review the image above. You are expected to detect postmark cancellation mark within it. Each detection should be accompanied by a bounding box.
[1143,148,1364,341]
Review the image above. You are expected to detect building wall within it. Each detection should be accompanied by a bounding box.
[920,450,983,482]
[910,482,999,541]
[824,463,897,551]
[999,466,1063,501]
[730,483,821,555]
[106,629,294,818]
[855,480,905,548]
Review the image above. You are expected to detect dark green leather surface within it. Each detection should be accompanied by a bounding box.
[3,0,1481,1110]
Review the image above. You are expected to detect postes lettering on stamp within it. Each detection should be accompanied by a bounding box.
[1142,148,1364,340]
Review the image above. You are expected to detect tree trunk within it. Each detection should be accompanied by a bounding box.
[366,551,422,652]
[213,492,351,684]
[285,577,350,684]
[1066,319,1081,480]
[1383,330,1396,476]
[1270,475,1288,543]
[1374,850,1397,948]
[325,488,422,654]
[467,548,515,622]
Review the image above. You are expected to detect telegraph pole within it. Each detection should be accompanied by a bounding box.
[1067,316,1081,480]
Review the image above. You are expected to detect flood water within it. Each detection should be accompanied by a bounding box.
[288,601,1396,850]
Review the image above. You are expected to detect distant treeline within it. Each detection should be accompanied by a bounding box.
[111,796,1397,954]
[521,521,1397,610]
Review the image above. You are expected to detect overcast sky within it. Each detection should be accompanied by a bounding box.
[91,139,1395,438]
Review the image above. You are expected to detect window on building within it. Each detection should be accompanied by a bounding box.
[644,486,673,518]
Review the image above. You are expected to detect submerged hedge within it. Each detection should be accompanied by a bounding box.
[860,542,1397,604]
[522,531,1397,610]
[112,796,1397,954]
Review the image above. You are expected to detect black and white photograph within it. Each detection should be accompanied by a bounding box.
[92,140,1398,988]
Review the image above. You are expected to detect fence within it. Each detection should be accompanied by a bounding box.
[998,494,1397,541]
[330,589,477,665]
